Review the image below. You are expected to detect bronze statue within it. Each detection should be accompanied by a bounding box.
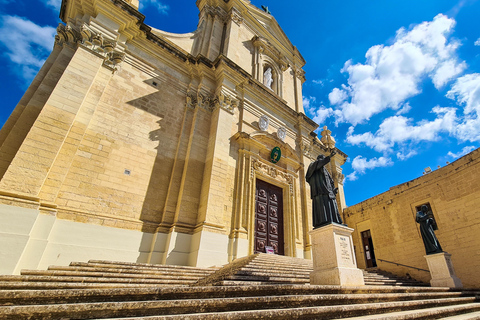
[416,205,443,255]
[306,150,343,228]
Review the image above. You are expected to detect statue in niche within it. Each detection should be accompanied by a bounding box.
[306,150,343,228]
[416,205,443,255]
[263,67,273,90]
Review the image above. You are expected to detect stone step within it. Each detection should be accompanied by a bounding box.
[0,291,475,319]
[241,264,312,273]
[49,265,214,276]
[70,262,217,275]
[93,298,480,320]
[20,269,201,281]
[0,282,162,290]
[234,270,310,279]
[440,311,480,319]
[0,275,194,285]
[224,275,308,284]
[334,303,480,319]
[0,284,457,305]
[87,260,219,271]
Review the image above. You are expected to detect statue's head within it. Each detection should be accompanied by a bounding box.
[317,154,325,160]
[421,205,428,213]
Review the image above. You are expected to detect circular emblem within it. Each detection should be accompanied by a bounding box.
[270,147,281,164]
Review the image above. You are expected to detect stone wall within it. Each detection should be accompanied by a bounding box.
[344,148,480,288]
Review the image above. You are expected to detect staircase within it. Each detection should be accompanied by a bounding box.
[363,268,430,287]
[0,255,479,319]
[0,260,218,289]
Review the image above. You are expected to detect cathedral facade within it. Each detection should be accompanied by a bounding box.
[0,0,347,274]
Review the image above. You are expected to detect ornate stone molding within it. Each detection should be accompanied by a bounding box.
[186,92,214,112]
[300,140,313,159]
[332,171,345,184]
[295,68,306,83]
[252,36,289,70]
[229,8,243,25]
[251,158,294,194]
[213,92,238,114]
[203,5,228,22]
[55,23,124,72]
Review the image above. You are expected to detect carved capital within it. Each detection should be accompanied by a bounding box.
[55,23,124,72]
[332,171,345,184]
[214,92,237,114]
[229,8,243,25]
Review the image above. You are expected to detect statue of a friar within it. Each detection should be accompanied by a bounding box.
[306,150,343,228]
[416,205,443,255]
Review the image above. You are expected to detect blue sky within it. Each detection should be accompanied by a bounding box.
[0,0,479,206]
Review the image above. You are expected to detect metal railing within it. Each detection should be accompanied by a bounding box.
[377,259,429,272]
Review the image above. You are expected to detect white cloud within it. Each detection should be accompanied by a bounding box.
[347,155,393,181]
[396,102,412,115]
[0,15,56,84]
[329,14,465,125]
[475,38,480,46]
[397,150,417,160]
[303,96,334,125]
[346,107,457,152]
[302,96,316,114]
[328,87,348,105]
[446,73,480,141]
[140,0,169,14]
[45,0,61,10]
[312,79,324,86]
[447,146,477,159]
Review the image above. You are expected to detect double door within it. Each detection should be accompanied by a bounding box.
[254,179,284,255]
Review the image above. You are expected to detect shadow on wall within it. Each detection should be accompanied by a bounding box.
[125,78,211,265]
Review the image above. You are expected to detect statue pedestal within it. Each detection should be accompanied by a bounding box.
[425,252,462,288]
[309,223,364,286]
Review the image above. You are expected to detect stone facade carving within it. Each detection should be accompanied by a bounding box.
[320,126,336,150]
[332,171,345,184]
[55,23,124,71]
[277,127,287,141]
[229,8,243,25]
[259,115,269,131]
[251,158,294,194]
[214,93,237,114]
[186,92,237,114]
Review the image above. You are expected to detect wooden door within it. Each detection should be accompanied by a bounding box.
[254,179,284,255]
[361,230,377,268]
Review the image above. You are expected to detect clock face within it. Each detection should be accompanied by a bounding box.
[270,147,281,164]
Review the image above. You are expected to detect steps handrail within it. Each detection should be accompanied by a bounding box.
[377,259,429,272]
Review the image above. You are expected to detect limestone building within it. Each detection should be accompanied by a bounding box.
[344,148,480,289]
[0,0,348,274]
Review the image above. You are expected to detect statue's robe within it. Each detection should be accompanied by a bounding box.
[416,211,443,255]
[306,155,343,228]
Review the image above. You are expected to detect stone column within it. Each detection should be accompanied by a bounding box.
[310,223,364,286]
[425,252,463,288]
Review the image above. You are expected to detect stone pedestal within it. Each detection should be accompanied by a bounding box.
[425,252,462,288]
[309,223,364,286]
